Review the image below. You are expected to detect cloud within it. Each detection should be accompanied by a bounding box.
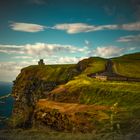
[57,56,86,64]
[10,22,46,32]
[84,40,93,49]
[24,43,88,55]
[53,23,117,34]
[0,61,28,71]
[117,34,140,42]
[0,61,35,81]
[90,45,139,58]
[1,42,139,59]
[120,21,140,31]
[9,21,140,33]
[91,46,125,58]
[13,56,33,59]
[0,43,88,56]
[0,45,24,54]
[53,21,140,34]
[85,40,90,46]
[54,23,99,34]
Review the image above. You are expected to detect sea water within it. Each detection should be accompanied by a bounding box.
[0,82,14,128]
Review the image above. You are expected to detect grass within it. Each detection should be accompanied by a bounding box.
[0,129,138,140]
[19,64,78,82]
[77,57,107,75]
[49,75,140,107]
[13,64,79,96]
[112,52,140,78]
[48,75,140,134]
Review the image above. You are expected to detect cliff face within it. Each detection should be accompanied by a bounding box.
[10,64,79,128]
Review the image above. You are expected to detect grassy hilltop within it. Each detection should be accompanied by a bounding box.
[112,52,140,78]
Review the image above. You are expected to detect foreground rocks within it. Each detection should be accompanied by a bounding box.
[34,100,110,132]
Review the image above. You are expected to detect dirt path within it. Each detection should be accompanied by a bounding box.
[37,100,110,114]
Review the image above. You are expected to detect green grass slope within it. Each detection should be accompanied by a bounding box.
[77,57,107,75]
[49,75,140,108]
[17,64,79,83]
[48,75,140,133]
[112,52,140,78]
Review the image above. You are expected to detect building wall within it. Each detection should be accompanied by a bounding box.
[95,76,107,81]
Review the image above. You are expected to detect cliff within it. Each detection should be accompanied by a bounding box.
[9,55,140,133]
[9,57,109,130]
[10,64,79,128]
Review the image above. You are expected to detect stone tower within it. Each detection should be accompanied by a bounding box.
[38,59,45,65]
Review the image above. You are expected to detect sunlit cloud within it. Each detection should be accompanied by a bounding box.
[93,46,124,58]
[0,45,24,54]
[57,56,86,64]
[53,23,117,34]
[0,43,88,56]
[0,61,35,81]
[13,56,33,59]
[117,34,140,42]
[9,21,140,33]
[10,22,47,32]
[88,46,136,58]
[120,21,140,31]
[53,21,140,34]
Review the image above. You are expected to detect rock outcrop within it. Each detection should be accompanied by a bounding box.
[11,78,57,128]
[34,100,110,132]
[10,64,79,128]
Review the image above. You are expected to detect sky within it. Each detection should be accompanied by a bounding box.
[0,0,140,81]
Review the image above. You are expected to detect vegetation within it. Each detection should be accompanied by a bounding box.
[77,57,107,74]
[112,52,140,78]
[19,64,78,82]
[2,52,140,139]
[16,53,140,133]
[48,73,140,134]
[49,75,140,107]
[18,57,107,84]
[0,129,139,140]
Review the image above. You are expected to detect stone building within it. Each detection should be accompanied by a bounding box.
[38,59,45,65]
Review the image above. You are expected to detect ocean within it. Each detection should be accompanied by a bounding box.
[0,82,14,128]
